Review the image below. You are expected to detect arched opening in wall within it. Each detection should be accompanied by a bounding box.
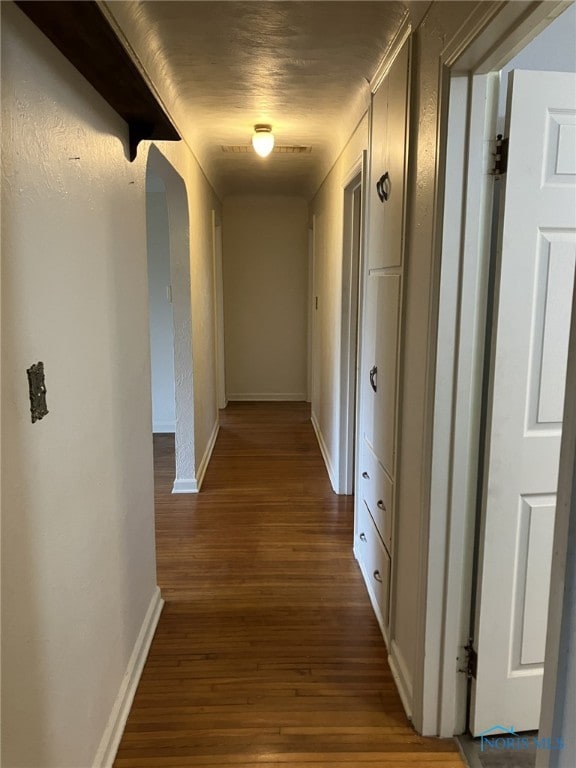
[146,174,176,435]
[146,146,198,493]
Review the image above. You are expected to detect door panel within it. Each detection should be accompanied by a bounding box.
[471,70,576,736]
[532,232,576,426]
[384,40,409,270]
[515,495,555,666]
[361,273,400,475]
[368,39,409,271]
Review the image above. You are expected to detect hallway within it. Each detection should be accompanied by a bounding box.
[114,403,465,767]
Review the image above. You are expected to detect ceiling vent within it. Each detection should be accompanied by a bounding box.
[221,145,311,154]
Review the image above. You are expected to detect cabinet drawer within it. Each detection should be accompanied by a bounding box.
[359,441,393,553]
[356,501,391,628]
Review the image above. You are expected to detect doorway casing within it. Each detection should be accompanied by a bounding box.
[417,0,572,739]
[211,211,227,410]
[339,153,367,495]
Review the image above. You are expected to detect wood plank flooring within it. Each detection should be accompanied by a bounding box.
[114,402,466,767]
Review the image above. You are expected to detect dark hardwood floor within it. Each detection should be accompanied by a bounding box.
[114,402,465,767]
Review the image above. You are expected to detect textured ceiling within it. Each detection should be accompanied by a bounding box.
[104,1,431,199]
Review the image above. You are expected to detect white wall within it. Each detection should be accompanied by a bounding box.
[222,196,308,401]
[1,5,158,766]
[146,176,176,432]
[309,116,368,491]
[0,4,222,765]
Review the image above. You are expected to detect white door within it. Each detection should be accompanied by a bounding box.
[471,70,576,736]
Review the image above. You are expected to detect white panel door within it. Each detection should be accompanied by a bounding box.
[471,70,576,736]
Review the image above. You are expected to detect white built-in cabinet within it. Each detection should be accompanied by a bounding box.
[354,36,410,644]
[367,40,409,271]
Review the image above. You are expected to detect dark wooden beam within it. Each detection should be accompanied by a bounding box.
[14,1,181,161]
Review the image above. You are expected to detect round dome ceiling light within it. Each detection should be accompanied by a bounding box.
[252,124,275,158]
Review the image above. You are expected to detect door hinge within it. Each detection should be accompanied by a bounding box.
[459,639,478,679]
[491,134,509,177]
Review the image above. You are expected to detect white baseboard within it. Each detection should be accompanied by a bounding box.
[195,419,219,491]
[389,639,414,722]
[227,392,307,401]
[93,586,164,768]
[171,419,219,494]
[172,477,199,494]
[310,411,337,492]
[152,422,175,433]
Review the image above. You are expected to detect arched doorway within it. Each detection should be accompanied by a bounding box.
[146,146,198,492]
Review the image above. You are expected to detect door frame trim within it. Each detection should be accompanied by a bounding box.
[427,71,500,738]
[338,154,367,494]
[309,214,317,407]
[420,0,571,738]
[212,212,227,410]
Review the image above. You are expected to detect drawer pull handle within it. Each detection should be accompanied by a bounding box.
[377,499,386,511]
[376,172,390,202]
[373,570,383,583]
[359,533,367,542]
[369,365,378,393]
[362,471,370,480]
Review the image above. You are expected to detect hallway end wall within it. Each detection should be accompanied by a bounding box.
[309,114,368,493]
[222,196,308,402]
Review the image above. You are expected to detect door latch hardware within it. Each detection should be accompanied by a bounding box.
[459,639,478,679]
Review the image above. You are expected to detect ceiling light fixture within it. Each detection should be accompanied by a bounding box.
[251,124,274,157]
